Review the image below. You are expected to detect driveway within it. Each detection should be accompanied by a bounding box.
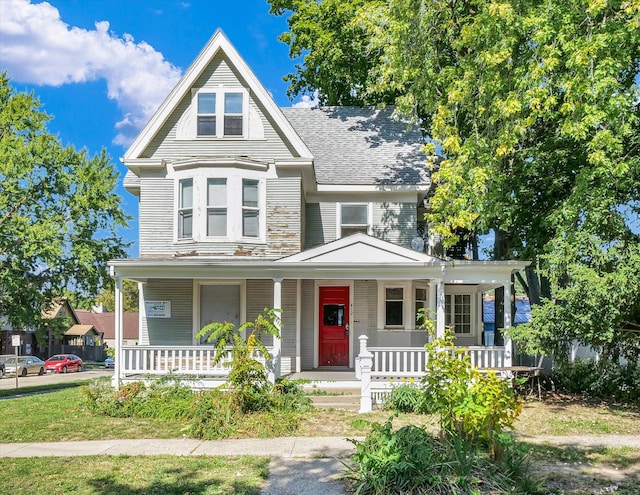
[0,368,113,391]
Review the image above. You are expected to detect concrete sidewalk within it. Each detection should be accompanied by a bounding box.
[2,435,639,495]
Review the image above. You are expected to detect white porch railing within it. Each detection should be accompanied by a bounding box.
[356,335,509,412]
[120,346,270,377]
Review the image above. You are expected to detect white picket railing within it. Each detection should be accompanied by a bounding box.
[120,346,269,377]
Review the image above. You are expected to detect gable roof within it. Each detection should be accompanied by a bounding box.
[75,310,139,341]
[282,107,429,186]
[65,324,101,337]
[277,233,441,264]
[124,30,312,162]
[42,298,80,325]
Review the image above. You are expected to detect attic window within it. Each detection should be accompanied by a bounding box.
[194,89,246,138]
[197,93,216,136]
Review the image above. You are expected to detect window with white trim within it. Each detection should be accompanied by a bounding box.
[415,287,427,327]
[197,93,216,136]
[206,178,227,236]
[178,178,193,239]
[338,203,371,237]
[195,89,246,138]
[385,287,404,327]
[242,179,259,237]
[175,173,264,242]
[445,294,472,334]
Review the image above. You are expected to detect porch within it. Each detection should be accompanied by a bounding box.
[117,338,514,413]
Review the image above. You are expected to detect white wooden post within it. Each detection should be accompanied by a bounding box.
[270,277,282,383]
[503,281,513,367]
[436,277,446,339]
[358,335,374,413]
[428,280,437,342]
[113,273,123,389]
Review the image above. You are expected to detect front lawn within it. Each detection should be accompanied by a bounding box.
[0,455,268,495]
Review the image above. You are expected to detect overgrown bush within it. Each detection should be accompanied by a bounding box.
[421,331,523,459]
[81,376,311,439]
[552,359,640,404]
[383,383,429,413]
[346,418,543,495]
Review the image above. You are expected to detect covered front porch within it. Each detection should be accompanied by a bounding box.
[109,235,528,411]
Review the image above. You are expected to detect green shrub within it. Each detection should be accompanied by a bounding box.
[346,419,543,495]
[552,359,640,404]
[383,383,429,413]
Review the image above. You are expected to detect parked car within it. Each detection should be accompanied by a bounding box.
[104,356,115,369]
[4,356,46,376]
[45,354,83,373]
[0,360,4,378]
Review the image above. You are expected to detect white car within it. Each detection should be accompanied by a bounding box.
[4,356,46,376]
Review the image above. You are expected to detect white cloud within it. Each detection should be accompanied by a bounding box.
[0,0,182,146]
[292,92,319,108]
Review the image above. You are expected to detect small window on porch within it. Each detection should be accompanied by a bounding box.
[445,294,471,334]
[415,287,427,327]
[385,287,404,327]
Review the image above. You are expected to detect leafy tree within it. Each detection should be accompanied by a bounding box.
[95,279,139,313]
[0,74,129,334]
[270,0,640,359]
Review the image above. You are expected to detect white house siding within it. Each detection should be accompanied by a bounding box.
[279,279,297,375]
[372,202,418,249]
[353,280,376,343]
[141,279,193,345]
[141,55,298,161]
[139,177,174,256]
[265,177,302,256]
[304,202,337,248]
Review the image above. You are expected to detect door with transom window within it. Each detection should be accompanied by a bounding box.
[319,286,350,367]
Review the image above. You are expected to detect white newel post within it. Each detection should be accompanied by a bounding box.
[358,335,374,413]
[113,273,123,389]
[270,277,282,383]
[503,281,513,367]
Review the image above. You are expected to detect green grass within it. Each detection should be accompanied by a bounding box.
[0,455,269,494]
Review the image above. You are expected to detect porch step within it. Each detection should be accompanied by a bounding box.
[308,389,361,411]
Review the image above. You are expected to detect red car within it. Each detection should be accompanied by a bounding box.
[45,354,83,373]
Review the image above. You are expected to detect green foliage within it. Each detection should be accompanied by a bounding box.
[0,73,129,332]
[270,0,640,358]
[196,308,281,395]
[82,376,312,440]
[95,279,140,313]
[421,331,523,458]
[346,418,543,494]
[551,359,640,405]
[384,383,429,414]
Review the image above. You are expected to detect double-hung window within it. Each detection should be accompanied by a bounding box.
[385,287,405,328]
[197,93,216,136]
[445,294,472,334]
[178,178,193,239]
[224,93,243,136]
[339,203,371,237]
[242,179,259,237]
[207,178,227,236]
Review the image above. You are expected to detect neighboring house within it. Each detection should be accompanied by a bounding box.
[75,310,139,348]
[64,324,102,347]
[482,296,532,340]
[108,31,528,387]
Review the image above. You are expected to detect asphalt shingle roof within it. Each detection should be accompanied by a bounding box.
[281,106,430,186]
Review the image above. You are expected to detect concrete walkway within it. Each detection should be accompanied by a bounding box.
[2,435,639,495]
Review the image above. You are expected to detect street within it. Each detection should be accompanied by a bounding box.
[0,368,113,391]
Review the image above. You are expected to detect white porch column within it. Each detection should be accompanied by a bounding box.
[503,281,513,367]
[295,279,302,373]
[271,277,282,382]
[112,274,123,389]
[428,280,437,341]
[436,277,446,339]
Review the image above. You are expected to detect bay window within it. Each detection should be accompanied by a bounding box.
[242,179,259,237]
[178,178,193,239]
[207,178,227,236]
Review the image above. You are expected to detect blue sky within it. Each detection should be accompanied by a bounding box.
[1,0,312,256]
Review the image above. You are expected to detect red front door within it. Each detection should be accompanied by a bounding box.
[319,286,349,367]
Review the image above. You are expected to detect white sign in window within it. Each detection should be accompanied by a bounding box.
[145,300,171,318]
